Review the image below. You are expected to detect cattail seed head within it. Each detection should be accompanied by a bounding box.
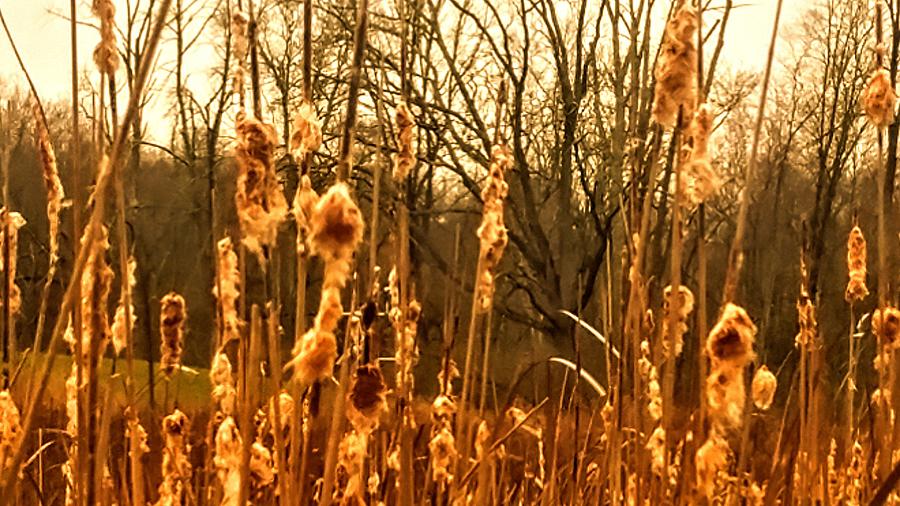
[845,225,869,302]
[428,425,457,485]
[873,306,900,350]
[0,209,26,319]
[348,364,387,432]
[696,431,729,499]
[663,284,695,356]
[158,409,192,505]
[476,145,511,311]
[863,68,897,128]
[33,103,65,265]
[0,391,21,471]
[91,0,119,75]
[706,303,757,369]
[159,292,187,377]
[291,100,323,159]
[210,351,237,415]
[231,11,249,104]
[214,416,242,506]
[214,237,242,346]
[308,183,364,263]
[652,2,698,128]
[234,117,289,258]
[111,256,136,356]
[683,105,719,205]
[393,102,416,181]
[751,365,777,410]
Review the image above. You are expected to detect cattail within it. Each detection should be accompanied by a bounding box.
[652,1,698,128]
[873,306,900,350]
[307,183,365,263]
[214,238,242,345]
[231,10,249,105]
[62,224,114,358]
[250,441,275,488]
[210,351,237,416]
[638,338,661,421]
[682,105,719,205]
[476,145,511,311]
[124,407,149,459]
[288,183,364,384]
[845,225,869,302]
[111,256,136,355]
[215,416,242,506]
[662,284,695,356]
[269,390,295,436]
[751,365,777,410]
[428,424,457,485]
[844,439,863,503]
[646,426,666,476]
[159,292,187,377]
[863,68,897,128]
[91,0,119,75]
[395,299,421,392]
[334,428,368,503]
[292,175,319,253]
[0,391,21,473]
[33,103,65,265]
[393,102,415,181]
[704,304,756,429]
[0,209,25,319]
[290,100,323,159]
[234,117,289,259]
[696,431,729,499]
[348,363,386,432]
[157,409,192,506]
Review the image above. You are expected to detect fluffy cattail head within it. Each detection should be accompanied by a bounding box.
[873,306,900,349]
[33,103,65,264]
[696,431,729,498]
[751,365,777,410]
[160,292,187,377]
[683,105,719,205]
[393,102,416,181]
[92,0,119,75]
[308,183,365,262]
[231,10,249,103]
[348,364,387,432]
[845,225,869,302]
[863,68,897,128]
[158,409,192,504]
[476,145,512,311]
[428,425,457,485]
[652,1,698,128]
[663,285,695,356]
[706,303,757,369]
[111,257,136,356]
[0,391,21,469]
[214,237,242,346]
[214,416,242,505]
[0,209,26,318]
[291,100,323,159]
[210,351,237,415]
[234,117,289,257]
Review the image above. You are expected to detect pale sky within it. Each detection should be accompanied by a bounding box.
[0,0,804,142]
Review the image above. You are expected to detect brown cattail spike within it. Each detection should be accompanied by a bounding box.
[863,68,897,128]
[290,100,323,160]
[157,409,192,505]
[476,145,511,311]
[683,105,719,205]
[214,238,242,346]
[159,292,187,377]
[91,0,119,75]
[751,365,777,410]
[234,117,289,259]
[393,102,416,181]
[289,183,364,384]
[845,225,869,302]
[652,1,698,128]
